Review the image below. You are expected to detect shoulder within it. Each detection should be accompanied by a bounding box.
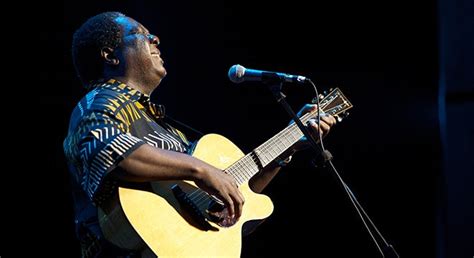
[67,87,129,130]
[76,86,136,115]
[85,86,129,110]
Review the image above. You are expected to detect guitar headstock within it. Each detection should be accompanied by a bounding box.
[312,88,353,122]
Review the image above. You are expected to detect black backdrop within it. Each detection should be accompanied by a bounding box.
[35,0,441,257]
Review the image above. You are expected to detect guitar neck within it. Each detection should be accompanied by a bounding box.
[225,87,352,185]
[224,110,316,184]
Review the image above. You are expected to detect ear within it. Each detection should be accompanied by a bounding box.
[101,47,120,66]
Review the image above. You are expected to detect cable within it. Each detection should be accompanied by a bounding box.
[305,79,398,257]
[307,79,326,151]
[328,160,386,256]
[342,179,390,247]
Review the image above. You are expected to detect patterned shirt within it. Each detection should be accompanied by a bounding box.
[63,79,190,257]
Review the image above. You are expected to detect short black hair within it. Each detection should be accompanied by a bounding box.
[72,11,125,89]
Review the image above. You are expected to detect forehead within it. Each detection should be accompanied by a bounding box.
[115,16,148,34]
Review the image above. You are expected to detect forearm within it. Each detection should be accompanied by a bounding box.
[112,141,245,218]
[116,144,207,182]
[249,163,282,193]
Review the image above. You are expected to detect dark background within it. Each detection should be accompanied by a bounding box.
[28,0,472,257]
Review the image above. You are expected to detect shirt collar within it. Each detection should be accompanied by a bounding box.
[92,78,151,102]
[92,79,165,119]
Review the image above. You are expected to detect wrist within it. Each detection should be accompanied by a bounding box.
[191,161,208,181]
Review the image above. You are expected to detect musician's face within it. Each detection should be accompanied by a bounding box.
[114,16,166,86]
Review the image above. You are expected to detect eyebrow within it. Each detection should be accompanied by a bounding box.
[130,26,150,35]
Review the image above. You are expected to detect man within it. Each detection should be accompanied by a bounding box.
[64,11,336,257]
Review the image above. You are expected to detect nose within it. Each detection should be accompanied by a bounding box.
[148,34,160,46]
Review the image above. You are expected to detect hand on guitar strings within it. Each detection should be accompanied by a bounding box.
[194,163,245,221]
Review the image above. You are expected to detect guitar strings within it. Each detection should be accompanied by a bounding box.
[187,128,296,207]
[187,111,317,208]
[189,107,340,209]
[187,107,331,207]
[187,97,349,210]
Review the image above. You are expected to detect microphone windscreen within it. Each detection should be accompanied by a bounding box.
[228,64,246,83]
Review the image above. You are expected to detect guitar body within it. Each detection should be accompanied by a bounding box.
[99,134,274,257]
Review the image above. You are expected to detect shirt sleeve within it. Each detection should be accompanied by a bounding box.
[77,109,145,204]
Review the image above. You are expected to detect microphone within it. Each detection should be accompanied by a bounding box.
[228,64,308,84]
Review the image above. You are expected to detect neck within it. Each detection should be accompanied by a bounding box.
[112,76,158,95]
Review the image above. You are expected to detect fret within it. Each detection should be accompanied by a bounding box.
[240,156,251,179]
[254,149,267,165]
[240,154,259,179]
[229,167,245,184]
[246,156,258,177]
[237,158,253,180]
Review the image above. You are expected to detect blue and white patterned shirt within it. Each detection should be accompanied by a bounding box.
[63,79,190,257]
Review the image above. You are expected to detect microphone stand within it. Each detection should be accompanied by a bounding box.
[265,80,400,258]
[266,81,332,164]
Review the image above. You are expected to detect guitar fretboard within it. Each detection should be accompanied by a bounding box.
[190,88,352,211]
[224,110,316,184]
[225,87,352,184]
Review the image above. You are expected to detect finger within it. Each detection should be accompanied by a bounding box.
[321,115,336,126]
[233,193,243,220]
[308,120,323,136]
[237,186,245,204]
[222,193,235,218]
[227,181,244,219]
[234,189,245,219]
[319,121,331,135]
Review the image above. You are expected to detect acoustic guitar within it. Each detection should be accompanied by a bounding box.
[98,88,353,257]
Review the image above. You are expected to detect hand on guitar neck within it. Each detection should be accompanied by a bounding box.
[290,104,337,152]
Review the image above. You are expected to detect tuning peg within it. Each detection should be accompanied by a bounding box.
[312,95,323,104]
[334,112,350,122]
